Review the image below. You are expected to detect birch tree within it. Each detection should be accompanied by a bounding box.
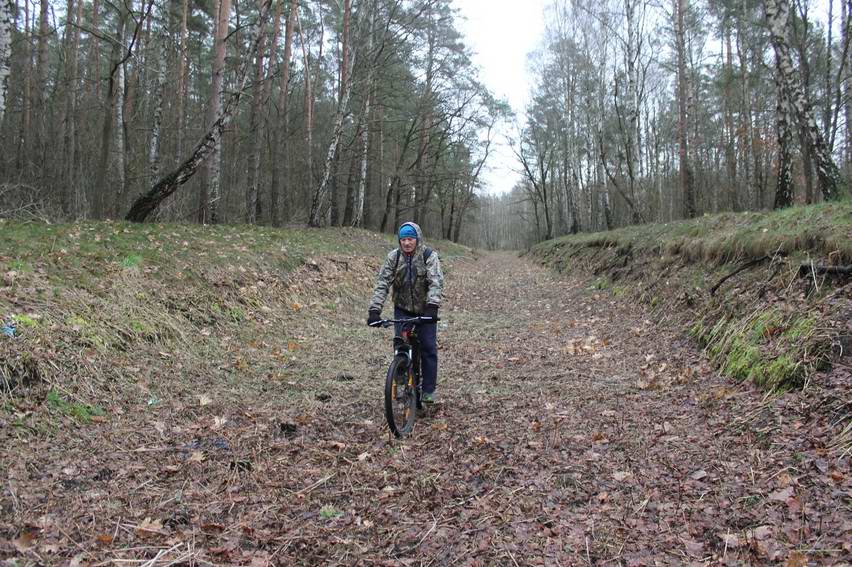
[765,0,843,200]
[0,0,12,122]
[126,0,274,222]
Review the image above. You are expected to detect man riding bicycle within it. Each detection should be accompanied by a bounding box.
[367,222,444,403]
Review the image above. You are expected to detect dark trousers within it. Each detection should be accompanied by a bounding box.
[394,306,438,394]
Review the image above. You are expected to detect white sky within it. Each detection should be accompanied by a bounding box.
[453,0,550,195]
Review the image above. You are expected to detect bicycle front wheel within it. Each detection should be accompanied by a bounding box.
[384,355,417,437]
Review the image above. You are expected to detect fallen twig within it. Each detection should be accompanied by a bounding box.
[797,264,852,277]
[709,256,770,296]
[294,473,336,496]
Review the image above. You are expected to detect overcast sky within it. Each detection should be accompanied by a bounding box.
[452,0,550,195]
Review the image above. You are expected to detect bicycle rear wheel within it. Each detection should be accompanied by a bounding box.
[384,355,417,437]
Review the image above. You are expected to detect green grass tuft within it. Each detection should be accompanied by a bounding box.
[319,505,343,520]
[121,254,143,268]
[46,390,105,422]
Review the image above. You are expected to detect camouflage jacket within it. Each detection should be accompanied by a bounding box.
[369,223,444,315]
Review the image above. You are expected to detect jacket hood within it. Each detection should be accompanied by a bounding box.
[398,222,425,254]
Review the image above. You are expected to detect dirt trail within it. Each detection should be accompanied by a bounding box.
[3,252,849,565]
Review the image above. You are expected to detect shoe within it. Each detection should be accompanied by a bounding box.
[422,392,437,404]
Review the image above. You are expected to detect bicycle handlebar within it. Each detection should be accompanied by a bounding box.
[369,316,439,328]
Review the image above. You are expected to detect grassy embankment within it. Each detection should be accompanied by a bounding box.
[0,221,468,422]
[529,200,852,390]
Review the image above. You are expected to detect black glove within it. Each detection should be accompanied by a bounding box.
[422,304,439,323]
[367,310,381,327]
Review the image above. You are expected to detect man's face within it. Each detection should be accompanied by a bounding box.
[400,237,417,254]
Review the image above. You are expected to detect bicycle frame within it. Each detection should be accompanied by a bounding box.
[394,325,420,381]
[375,316,434,360]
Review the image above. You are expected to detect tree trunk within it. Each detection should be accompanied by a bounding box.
[329,0,351,226]
[35,0,49,166]
[774,51,794,209]
[723,20,738,211]
[365,96,383,229]
[845,0,852,169]
[16,0,31,171]
[126,0,273,222]
[824,0,834,141]
[309,51,357,227]
[296,5,314,210]
[94,6,127,219]
[0,0,13,123]
[270,0,296,227]
[765,0,843,201]
[89,0,101,99]
[675,0,696,218]
[342,123,360,225]
[353,44,375,228]
[414,20,435,225]
[110,19,127,218]
[148,34,166,182]
[61,0,81,216]
[175,0,189,159]
[198,0,232,223]
[244,19,267,224]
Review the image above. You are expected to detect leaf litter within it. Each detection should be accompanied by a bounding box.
[0,246,850,565]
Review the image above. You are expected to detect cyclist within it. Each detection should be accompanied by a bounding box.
[367,222,444,403]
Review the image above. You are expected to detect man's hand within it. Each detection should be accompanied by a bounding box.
[367,310,382,327]
[423,304,439,323]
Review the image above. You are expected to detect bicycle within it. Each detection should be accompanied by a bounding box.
[369,316,436,438]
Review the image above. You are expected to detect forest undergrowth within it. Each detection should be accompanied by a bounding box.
[0,219,850,565]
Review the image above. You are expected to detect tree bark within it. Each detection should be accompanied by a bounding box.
[353,76,374,227]
[126,0,273,222]
[198,0,233,224]
[774,51,794,209]
[270,0,296,227]
[175,0,189,159]
[0,0,13,123]
[723,19,738,211]
[148,34,166,182]
[674,0,696,218]
[296,5,314,210]
[15,0,31,171]
[309,51,357,227]
[845,0,852,169]
[61,0,81,216]
[765,0,843,201]
[244,13,267,224]
[329,0,351,226]
[94,5,127,219]
[34,0,49,164]
[89,0,101,100]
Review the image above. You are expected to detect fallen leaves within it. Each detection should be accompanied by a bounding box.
[768,486,795,503]
[689,469,708,481]
[3,243,850,566]
[134,518,165,539]
[12,528,38,552]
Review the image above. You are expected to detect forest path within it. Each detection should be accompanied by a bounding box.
[4,251,847,565]
[258,251,845,564]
